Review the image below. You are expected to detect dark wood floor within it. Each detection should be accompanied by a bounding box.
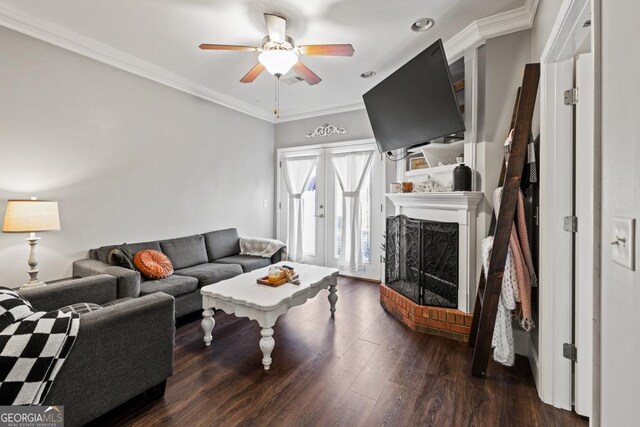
[92,278,587,426]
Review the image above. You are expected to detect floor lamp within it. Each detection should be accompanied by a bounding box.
[2,199,61,288]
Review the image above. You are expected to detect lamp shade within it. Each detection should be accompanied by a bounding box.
[259,49,298,76]
[2,200,61,233]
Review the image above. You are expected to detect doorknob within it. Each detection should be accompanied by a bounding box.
[315,213,325,218]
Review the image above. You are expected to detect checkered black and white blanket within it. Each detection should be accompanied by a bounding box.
[0,287,80,405]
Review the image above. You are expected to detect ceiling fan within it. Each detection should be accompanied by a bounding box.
[199,13,355,85]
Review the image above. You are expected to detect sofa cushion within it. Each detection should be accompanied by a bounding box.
[95,240,162,264]
[107,244,136,270]
[214,255,271,272]
[174,263,243,287]
[159,235,208,270]
[203,228,240,261]
[134,250,174,280]
[139,275,198,297]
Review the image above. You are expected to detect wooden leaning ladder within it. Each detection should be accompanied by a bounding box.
[468,63,540,378]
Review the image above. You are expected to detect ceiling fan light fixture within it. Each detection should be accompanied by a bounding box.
[259,49,298,76]
[411,18,434,32]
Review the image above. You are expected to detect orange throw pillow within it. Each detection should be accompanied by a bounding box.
[134,249,174,280]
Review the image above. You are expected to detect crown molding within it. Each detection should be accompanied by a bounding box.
[0,0,538,124]
[0,3,275,123]
[444,0,539,61]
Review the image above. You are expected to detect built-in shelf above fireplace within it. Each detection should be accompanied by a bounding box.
[385,191,483,313]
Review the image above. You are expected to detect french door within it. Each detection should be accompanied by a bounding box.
[278,142,383,281]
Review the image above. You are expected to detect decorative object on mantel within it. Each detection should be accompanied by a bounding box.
[453,163,472,191]
[401,182,414,193]
[389,182,402,193]
[305,123,349,138]
[414,175,451,193]
[2,198,61,288]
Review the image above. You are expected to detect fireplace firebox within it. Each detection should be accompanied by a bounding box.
[385,215,459,308]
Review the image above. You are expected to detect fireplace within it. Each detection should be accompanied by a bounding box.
[385,215,459,308]
[382,192,482,339]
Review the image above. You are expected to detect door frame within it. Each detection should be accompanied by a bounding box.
[538,0,599,415]
[276,138,385,277]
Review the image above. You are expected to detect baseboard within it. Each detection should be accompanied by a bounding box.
[338,274,381,284]
[528,335,540,392]
[514,328,530,356]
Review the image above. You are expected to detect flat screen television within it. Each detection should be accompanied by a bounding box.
[362,39,465,153]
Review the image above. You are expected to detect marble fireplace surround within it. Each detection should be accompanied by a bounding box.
[385,192,483,313]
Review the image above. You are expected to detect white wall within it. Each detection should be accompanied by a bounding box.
[600,0,640,423]
[275,109,373,149]
[0,27,275,287]
[531,0,564,61]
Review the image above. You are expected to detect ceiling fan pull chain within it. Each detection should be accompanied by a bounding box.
[274,76,280,119]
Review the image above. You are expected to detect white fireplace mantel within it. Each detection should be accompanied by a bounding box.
[386,191,484,313]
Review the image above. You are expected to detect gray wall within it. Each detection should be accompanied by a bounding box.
[275,109,373,148]
[0,27,275,287]
[600,0,640,422]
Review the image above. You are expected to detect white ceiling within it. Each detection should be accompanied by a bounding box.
[0,0,526,121]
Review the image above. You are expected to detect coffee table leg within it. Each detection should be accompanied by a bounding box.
[328,283,338,318]
[202,309,215,347]
[260,327,275,371]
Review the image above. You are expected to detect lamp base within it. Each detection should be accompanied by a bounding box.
[20,281,46,289]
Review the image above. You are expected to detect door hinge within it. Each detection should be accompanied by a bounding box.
[279,160,282,168]
[564,88,579,105]
[563,343,577,362]
[563,216,578,233]
[278,201,281,209]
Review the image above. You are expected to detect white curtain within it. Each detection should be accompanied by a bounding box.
[332,151,374,271]
[283,155,318,262]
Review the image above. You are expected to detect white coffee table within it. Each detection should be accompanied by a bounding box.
[200,262,339,370]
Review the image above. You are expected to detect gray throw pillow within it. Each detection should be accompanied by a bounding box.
[108,243,136,270]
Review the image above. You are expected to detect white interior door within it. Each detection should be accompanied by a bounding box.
[278,142,383,281]
[574,52,595,417]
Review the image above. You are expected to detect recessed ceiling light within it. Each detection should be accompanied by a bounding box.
[361,71,377,79]
[411,18,434,32]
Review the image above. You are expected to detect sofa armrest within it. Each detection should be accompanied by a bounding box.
[44,292,175,426]
[270,247,286,263]
[73,258,141,298]
[20,274,118,312]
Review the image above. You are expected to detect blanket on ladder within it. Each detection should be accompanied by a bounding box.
[482,186,537,367]
[0,287,79,405]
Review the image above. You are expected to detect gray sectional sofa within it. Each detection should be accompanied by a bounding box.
[73,228,284,317]
[20,275,175,427]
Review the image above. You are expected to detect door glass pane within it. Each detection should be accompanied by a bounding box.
[334,171,371,263]
[302,166,317,256]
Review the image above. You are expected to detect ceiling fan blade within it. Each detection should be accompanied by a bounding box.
[264,13,286,44]
[293,61,321,85]
[240,63,266,83]
[199,44,258,52]
[297,44,355,56]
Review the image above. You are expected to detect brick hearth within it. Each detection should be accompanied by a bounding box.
[379,283,473,341]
